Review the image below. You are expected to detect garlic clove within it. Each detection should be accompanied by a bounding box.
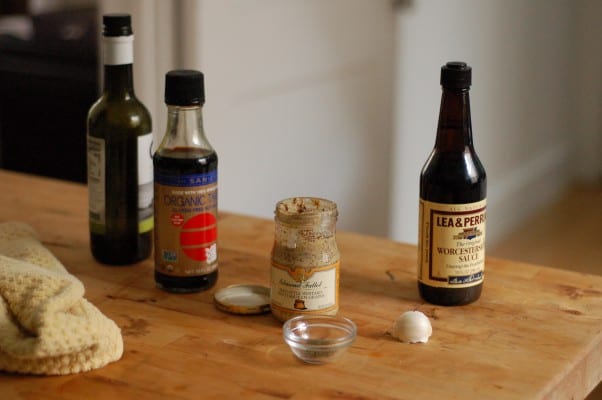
[391,310,433,343]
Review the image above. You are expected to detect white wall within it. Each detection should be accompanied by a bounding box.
[574,0,602,184]
[390,0,596,245]
[97,0,600,244]
[100,0,396,236]
[196,0,395,236]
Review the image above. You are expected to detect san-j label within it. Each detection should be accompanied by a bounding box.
[418,199,486,288]
[154,170,218,277]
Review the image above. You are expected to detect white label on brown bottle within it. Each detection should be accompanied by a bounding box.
[418,199,486,288]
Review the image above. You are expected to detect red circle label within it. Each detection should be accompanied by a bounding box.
[179,213,217,261]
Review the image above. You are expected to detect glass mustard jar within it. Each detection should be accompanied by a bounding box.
[270,197,340,322]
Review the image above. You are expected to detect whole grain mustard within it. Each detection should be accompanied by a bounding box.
[270,197,340,322]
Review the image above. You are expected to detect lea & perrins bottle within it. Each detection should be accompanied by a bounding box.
[153,70,219,293]
[87,14,153,265]
[417,61,487,306]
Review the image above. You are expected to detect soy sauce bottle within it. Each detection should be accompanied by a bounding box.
[87,14,153,265]
[417,62,487,306]
[153,70,218,293]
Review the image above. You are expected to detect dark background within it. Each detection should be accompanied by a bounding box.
[0,2,97,183]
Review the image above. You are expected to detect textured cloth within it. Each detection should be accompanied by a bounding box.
[0,222,123,375]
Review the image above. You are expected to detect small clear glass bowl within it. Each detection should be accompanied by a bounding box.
[282,315,357,364]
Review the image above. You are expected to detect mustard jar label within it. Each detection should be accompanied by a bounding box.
[271,260,340,315]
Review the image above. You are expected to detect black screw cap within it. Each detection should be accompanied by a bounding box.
[103,14,132,37]
[165,70,205,106]
[441,61,472,88]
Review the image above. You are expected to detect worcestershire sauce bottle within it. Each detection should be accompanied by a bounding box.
[418,62,487,306]
[154,70,218,293]
[87,14,153,265]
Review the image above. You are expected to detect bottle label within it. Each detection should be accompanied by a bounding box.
[154,170,218,277]
[87,136,106,231]
[138,133,154,233]
[87,134,154,234]
[418,199,486,288]
[103,35,134,65]
[270,260,339,314]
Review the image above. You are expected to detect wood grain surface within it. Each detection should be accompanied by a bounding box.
[0,169,600,399]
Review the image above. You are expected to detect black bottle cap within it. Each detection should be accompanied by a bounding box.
[165,70,205,106]
[441,61,472,88]
[103,14,133,37]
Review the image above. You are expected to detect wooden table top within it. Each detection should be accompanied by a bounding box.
[0,169,600,399]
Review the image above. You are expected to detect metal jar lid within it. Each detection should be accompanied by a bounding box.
[213,284,271,315]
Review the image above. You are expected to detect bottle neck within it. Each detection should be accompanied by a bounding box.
[103,64,134,96]
[162,105,212,150]
[102,35,135,97]
[435,87,473,151]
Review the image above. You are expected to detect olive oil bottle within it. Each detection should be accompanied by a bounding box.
[154,70,219,292]
[87,14,153,265]
[417,62,487,306]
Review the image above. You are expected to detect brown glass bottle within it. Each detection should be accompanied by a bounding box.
[417,62,487,306]
[153,70,219,293]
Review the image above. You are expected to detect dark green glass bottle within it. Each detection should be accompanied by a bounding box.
[87,14,153,265]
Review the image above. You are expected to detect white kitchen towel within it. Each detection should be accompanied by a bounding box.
[0,222,123,375]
